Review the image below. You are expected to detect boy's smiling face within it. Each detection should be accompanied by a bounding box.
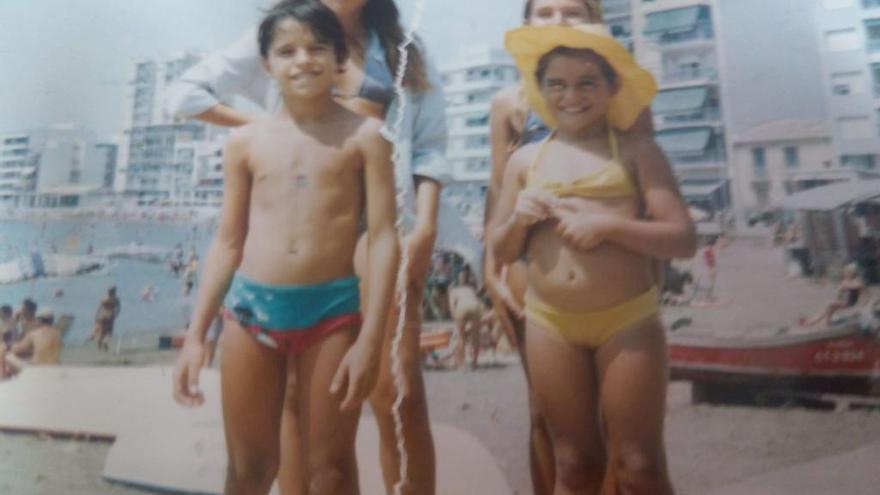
[263,17,340,98]
[539,53,618,132]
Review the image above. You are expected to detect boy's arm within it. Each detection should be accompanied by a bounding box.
[558,136,696,259]
[185,130,251,343]
[359,123,400,348]
[173,128,251,407]
[489,152,532,265]
[332,122,400,410]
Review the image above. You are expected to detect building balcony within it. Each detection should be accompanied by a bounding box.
[868,38,880,53]
[661,67,717,86]
[867,0,880,9]
[655,107,721,128]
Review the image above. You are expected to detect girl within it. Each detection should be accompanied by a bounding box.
[492,24,695,494]
[164,1,452,493]
[484,1,654,492]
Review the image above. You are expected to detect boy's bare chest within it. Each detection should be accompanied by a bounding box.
[250,140,361,191]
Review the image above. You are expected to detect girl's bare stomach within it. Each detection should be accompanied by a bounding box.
[526,224,654,312]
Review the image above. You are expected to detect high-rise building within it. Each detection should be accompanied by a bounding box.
[0,125,106,208]
[121,53,228,207]
[816,0,880,173]
[440,46,520,225]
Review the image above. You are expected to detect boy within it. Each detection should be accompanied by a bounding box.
[171,2,399,494]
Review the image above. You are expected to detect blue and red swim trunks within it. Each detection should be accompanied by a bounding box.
[223,273,361,355]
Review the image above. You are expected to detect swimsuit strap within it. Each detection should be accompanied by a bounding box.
[527,128,619,186]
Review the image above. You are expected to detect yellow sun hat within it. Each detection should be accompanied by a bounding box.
[504,24,658,130]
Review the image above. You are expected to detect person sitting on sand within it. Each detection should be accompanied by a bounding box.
[7,308,63,365]
[800,263,866,327]
[449,265,485,369]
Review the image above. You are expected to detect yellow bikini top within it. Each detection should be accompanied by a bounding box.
[526,129,637,198]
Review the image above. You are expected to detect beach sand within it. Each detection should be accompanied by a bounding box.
[3,237,880,494]
[2,347,879,494]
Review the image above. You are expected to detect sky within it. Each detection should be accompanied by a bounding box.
[0,0,521,140]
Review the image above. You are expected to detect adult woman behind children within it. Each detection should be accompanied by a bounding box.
[163,1,468,493]
[483,1,654,493]
[491,23,694,493]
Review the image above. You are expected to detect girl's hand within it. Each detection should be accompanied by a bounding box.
[330,338,381,411]
[513,189,556,227]
[172,338,206,407]
[554,208,618,251]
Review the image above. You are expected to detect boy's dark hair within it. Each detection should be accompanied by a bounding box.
[1,305,12,317]
[535,46,618,87]
[22,298,37,315]
[258,0,348,64]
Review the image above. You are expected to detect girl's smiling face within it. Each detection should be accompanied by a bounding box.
[539,52,618,131]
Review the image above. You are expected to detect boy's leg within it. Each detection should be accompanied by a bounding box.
[277,364,307,495]
[297,324,361,495]
[369,279,436,495]
[596,317,674,495]
[221,320,287,495]
[524,320,605,495]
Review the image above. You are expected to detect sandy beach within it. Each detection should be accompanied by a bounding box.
[2,236,880,494]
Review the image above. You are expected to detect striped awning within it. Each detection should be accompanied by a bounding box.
[656,128,712,154]
[652,87,709,114]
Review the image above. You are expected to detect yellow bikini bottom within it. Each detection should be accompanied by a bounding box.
[524,286,660,348]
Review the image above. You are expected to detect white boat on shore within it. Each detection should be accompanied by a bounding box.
[0,253,105,284]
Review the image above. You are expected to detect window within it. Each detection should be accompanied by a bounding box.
[822,0,855,8]
[838,116,874,139]
[465,114,489,127]
[841,154,876,169]
[831,71,867,95]
[826,29,861,51]
[865,0,880,8]
[784,147,799,168]
[752,148,767,178]
[865,19,880,51]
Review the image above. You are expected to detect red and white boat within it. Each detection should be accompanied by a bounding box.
[668,319,880,397]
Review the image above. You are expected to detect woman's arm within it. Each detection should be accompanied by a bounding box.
[164,28,268,126]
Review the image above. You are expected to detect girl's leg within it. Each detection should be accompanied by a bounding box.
[298,325,362,495]
[509,262,556,495]
[525,320,605,495]
[596,317,674,495]
[220,320,287,495]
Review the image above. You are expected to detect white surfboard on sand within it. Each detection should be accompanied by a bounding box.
[0,366,510,494]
